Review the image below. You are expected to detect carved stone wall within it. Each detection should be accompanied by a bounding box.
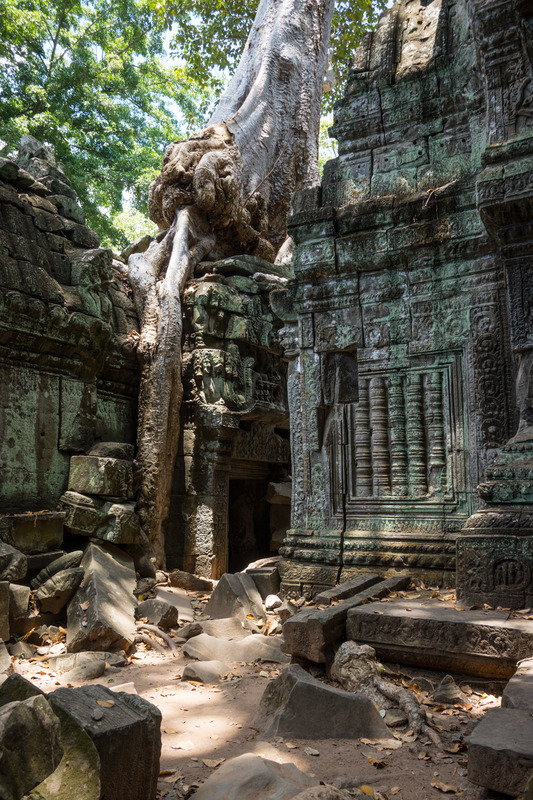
[0,137,139,521]
[165,258,290,578]
[276,0,533,594]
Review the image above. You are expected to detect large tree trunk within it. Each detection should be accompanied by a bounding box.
[130,0,335,566]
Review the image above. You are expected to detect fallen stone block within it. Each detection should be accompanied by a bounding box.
[183,632,289,664]
[0,543,27,581]
[8,641,36,660]
[205,572,266,629]
[468,707,533,796]
[0,513,64,556]
[314,573,381,606]
[502,658,533,711]
[68,455,135,499]
[168,569,213,592]
[67,542,137,653]
[49,684,161,800]
[36,567,85,614]
[179,617,249,641]
[0,641,13,675]
[431,674,469,706]
[255,663,390,739]
[346,599,533,678]
[47,651,126,672]
[136,597,179,630]
[277,599,298,623]
[245,565,281,600]
[0,673,44,705]
[8,583,29,637]
[31,551,83,590]
[0,582,9,641]
[60,491,143,544]
[0,694,63,800]
[26,551,66,579]
[61,661,107,684]
[182,660,231,683]
[152,587,194,623]
[283,575,410,663]
[189,753,317,800]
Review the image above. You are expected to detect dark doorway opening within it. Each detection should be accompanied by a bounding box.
[228,478,271,573]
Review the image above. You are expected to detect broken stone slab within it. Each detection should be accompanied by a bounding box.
[88,442,135,461]
[66,542,137,653]
[346,599,533,679]
[26,552,66,580]
[60,661,106,684]
[277,599,298,623]
[245,566,281,600]
[8,642,37,660]
[0,641,13,676]
[431,675,469,706]
[314,573,381,606]
[283,575,410,663]
[68,456,135,500]
[0,674,44,705]
[36,567,85,614]
[60,491,143,544]
[205,572,267,629]
[136,597,179,630]
[47,651,126,673]
[25,702,100,800]
[265,594,282,611]
[0,582,9,641]
[255,663,391,740]
[49,684,161,800]
[502,658,533,711]
[168,569,213,592]
[31,551,84,590]
[189,753,317,800]
[0,543,27,581]
[8,583,31,637]
[0,694,63,800]
[0,513,64,556]
[179,617,249,641]
[181,660,231,683]
[150,587,194,623]
[468,707,533,796]
[183,632,290,664]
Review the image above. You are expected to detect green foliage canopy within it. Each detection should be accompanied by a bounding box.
[0,0,385,247]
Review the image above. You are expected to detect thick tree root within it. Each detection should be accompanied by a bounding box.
[136,622,178,653]
[331,641,442,746]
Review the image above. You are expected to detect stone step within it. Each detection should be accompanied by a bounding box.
[468,708,533,797]
[282,574,410,663]
[346,599,533,678]
[502,658,533,711]
[314,573,381,606]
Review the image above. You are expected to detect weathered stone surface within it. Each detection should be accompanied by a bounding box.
[8,583,31,636]
[60,491,142,544]
[0,513,64,556]
[87,442,135,460]
[25,703,101,800]
[0,640,13,675]
[47,651,126,673]
[255,664,390,739]
[468,708,533,796]
[168,569,213,592]
[183,632,289,664]
[314,574,381,606]
[205,572,267,628]
[189,753,317,800]
[61,661,106,684]
[67,542,137,653]
[0,543,27,581]
[502,658,533,711]
[181,660,231,683]
[179,617,249,641]
[49,685,161,800]
[8,641,36,660]
[246,566,281,600]
[346,599,533,678]
[31,551,83,590]
[0,673,44,705]
[0,695,63,800]
[26,553,66,580]
[126,544,155,579]
[68,456,134,499]
[283,575,410,663]
[431,675,469,707]
[36,567,85,614]
[0,582,10,641]
[150,587,194,623]
[136,597,179,630]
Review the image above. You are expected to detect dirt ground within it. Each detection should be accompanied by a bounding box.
[15,586,512,800]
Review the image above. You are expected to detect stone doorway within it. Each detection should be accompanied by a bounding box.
[228,477,271,572]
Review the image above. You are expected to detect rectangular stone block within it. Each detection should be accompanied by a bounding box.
[347,599,533,678]
[314,573,381,605]
[49,684,161,800]
[67,541,137,653]
[68,455,134,499]
[282,575,410,663]
[60,490,142,544]
[8,583,29,637]
[502,658,533,711]
[0,512,64,555]
[468,708,533,796]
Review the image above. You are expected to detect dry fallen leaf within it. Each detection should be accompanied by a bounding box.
[444,743,467,754]
[431,779,459,793]
[358,786,375,797]
[96,699,114,708]
[80,600,90,610]
[304,747,320,756]
[390,788,401,796]
[202,758,224,768]
[367,755,387,768]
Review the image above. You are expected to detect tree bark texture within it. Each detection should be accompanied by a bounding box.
[130,0,335,565]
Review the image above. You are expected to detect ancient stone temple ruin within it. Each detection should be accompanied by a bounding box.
[1,0,533,609]
[276,0,533,602]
